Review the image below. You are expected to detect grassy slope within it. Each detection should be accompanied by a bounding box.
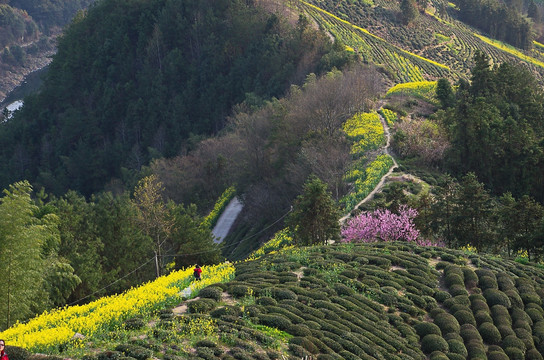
[20,242,544,360]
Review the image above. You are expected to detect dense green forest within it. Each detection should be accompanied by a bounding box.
[0,0,354,197]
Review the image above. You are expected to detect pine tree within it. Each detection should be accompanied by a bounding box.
[287,175,341,245]
[400,0,419,24]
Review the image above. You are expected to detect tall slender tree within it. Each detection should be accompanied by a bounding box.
[287,175,341,245]
[0,182,59,330]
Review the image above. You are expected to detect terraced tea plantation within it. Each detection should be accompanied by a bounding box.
[55,243,544,360]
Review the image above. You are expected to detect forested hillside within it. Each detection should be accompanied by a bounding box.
[0,0,95,101]
[0,0,354,197]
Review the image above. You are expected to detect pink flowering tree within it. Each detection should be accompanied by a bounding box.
[341,205,420,243]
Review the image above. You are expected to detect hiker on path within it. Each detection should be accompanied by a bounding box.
[0,340,8,360]
[194,264,202,281]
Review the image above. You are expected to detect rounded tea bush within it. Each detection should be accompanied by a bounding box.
[447,339,468,357]
[187,298,217,314]
[434,313,460,334]
[449,284,468,297]
[429,351,449,360]
[421,334,448,354]
[484,289,511,308]
[460,324,483,343]
[462,268,479,288]
[454,309,476,326]
[453,295,470,307]
[414,321,442,337]
[526,348,544,360]
[466,339,487,359]
[497,324,515,338]
[258,314,292,331]
[334,283,354,296]
[5,346,30,360]
[505,290,524,309]
[487,352,509,360]
[502,335,526,352]
[256,297,277,306]
[445,273,464,288]
[479,276,498,291]
[478,322,501,345]
[471,299,490,313]
[505,347,525,360]
[474,309,493,326]
[433,290,452,303]
[199,286,223,301]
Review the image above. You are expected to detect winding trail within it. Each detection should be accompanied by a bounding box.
[339,109,398,225]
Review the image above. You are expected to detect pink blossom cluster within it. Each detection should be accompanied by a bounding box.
[341,205,420,243]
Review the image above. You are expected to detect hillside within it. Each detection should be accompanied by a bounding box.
[0,0,95,102]
[2,242,544,359]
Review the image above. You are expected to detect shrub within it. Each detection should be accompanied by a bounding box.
[290,337,319,354]
[514,327,535,349]
[478,322,501,345]
[124,316,146,330]
[454,309,476,326]
[526,348,544,360]
[497,324,515,338]
[434,313,460,334]
[414,321,442,337]
[256,297,277,306]
[460,324,483,343]
[466,339,486,359]
[502,335,526,352]
[447,339,467,357]
[452,295,470,307]
[504,290,523,309]
[272,288,297,301]
[429,351,449,360]
[433,290,451,303]
[6,348,31,360]
[491,305,512,326]
[229,284,251,298]
[421,334,448,354]
[114,345,153,360]
[487,351,509,360]
[484,289,511,308]
[479,276,498,291]
[288,324,313,337]
[199,286,224,301]
[449,284,468,297]
[445,273,464,288]
[210,306,241,318]
[334,283,355,296]
[340,269,358,279]
[474,310,493,326]
[526,307,544,323]
[469,297,488,312]
[521,292,542,306]
[258,314,292,331]
[187,298,217,314]
[462,268,478,288]
[504,347,524,360]
[446,354,465,360]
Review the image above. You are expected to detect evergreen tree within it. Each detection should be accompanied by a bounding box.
[452,173,495,251]
[287,175,341,245]
[400,0,419,24]
[435,78,455,109]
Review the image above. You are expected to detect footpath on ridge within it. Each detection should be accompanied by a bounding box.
[339,107,399,225]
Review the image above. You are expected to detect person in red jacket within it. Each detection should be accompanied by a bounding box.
[0,340,8,360]
[193,265,202,281]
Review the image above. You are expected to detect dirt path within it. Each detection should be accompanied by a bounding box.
[339,109,398,225]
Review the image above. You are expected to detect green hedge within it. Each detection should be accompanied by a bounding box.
[421,334,448,354]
